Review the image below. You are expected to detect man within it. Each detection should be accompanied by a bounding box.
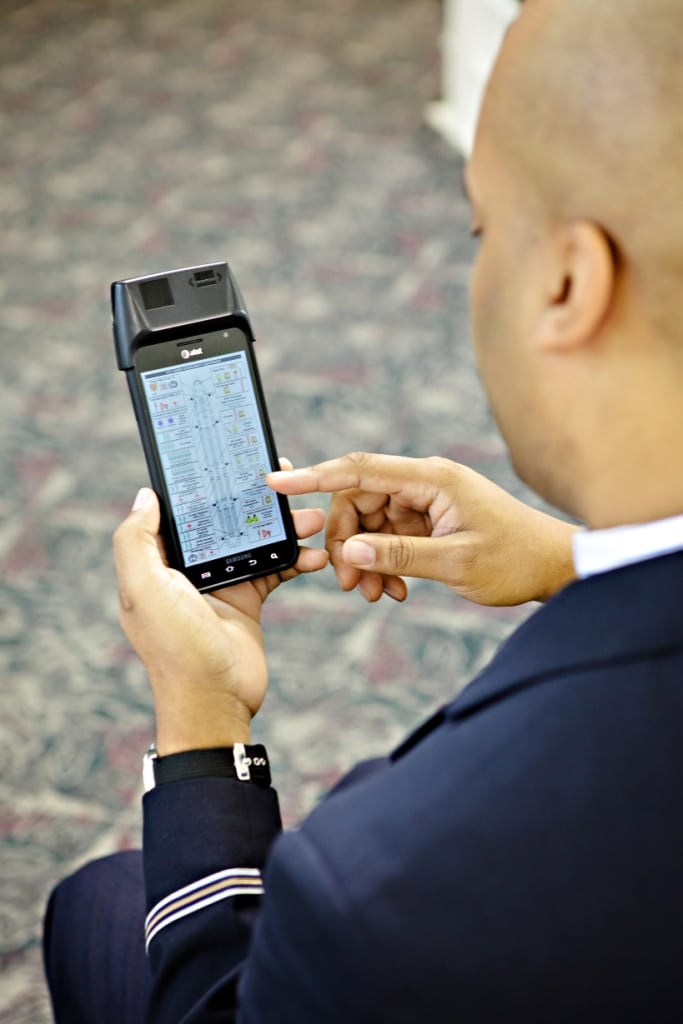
[45,0,683,1019]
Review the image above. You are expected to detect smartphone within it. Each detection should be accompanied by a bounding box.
[112,262,298,592]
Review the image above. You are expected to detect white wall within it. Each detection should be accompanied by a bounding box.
[426,0,519,156]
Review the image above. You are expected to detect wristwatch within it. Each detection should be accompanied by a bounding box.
[143,742,271,792]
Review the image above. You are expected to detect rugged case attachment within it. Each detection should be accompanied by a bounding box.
[112,262,250,369]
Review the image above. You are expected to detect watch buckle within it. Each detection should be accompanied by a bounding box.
[233,743,251,781]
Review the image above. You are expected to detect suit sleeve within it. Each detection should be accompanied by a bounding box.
[142,776,281,1022]
[235,826,380,1023]
[142,762,386,1023]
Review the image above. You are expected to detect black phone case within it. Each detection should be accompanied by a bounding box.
[112,262,298,591]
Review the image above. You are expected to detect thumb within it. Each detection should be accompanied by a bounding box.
[131,486,158,516]
[114,488,166,611]
[342,532,465,584]
[127,487,162,544]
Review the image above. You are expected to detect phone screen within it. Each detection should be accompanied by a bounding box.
[133,326,296,588]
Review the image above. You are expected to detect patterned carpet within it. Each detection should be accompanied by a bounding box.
[0,0,535,1017]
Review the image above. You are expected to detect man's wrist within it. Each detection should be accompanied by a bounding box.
[153,704,252,755]
[536,518,579,602]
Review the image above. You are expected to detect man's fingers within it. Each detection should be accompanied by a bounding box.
[356,571,385,603]
[341,531,468,585]
[291,507,325,540]
[114,489,171,612]
[336,562,407,604]
[291,545,329,575]
[290,509,328,574]
[382,575,408,602]
[268,452,441,506]
[114,489,160,568]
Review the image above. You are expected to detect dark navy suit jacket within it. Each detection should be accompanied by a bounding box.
[143,550,683,1022]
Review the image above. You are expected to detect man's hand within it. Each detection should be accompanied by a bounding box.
[114,486,328,754]
[268,453,578,607]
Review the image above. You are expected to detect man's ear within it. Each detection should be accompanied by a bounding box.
[537,220,616,353]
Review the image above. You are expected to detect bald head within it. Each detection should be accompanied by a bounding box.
[481,0,683,342]
[466,0,683,526]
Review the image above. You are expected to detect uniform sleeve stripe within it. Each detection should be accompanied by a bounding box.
[144,868,264,952]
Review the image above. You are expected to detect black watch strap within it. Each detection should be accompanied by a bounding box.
[144,743,271,791]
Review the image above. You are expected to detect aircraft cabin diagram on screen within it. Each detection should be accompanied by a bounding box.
[142,351,286,566]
